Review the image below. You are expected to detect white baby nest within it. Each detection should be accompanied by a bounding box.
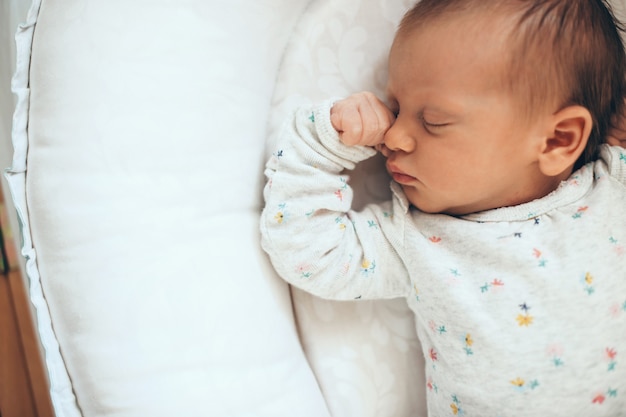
[3,0,428,416]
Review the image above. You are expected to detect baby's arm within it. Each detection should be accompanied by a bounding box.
[260,94,410,301]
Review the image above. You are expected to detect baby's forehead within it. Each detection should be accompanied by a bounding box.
[391,10,518,72]
[388,9,553,115]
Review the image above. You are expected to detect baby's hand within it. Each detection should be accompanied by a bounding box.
[608,97,626,148]
[330,92,395,147]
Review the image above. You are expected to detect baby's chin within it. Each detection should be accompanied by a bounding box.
[407,195,478,217]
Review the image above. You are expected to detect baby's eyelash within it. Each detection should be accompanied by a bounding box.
[419,115,448,128]
[423,121,448,128]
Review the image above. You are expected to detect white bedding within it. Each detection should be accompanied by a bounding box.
[5,0,427,416]
[268,1,426,416]
[7,0,626,416]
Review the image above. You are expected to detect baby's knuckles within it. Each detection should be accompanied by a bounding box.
[332,92,393,147]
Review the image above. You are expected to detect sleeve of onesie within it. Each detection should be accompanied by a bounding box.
[260,100,412,301]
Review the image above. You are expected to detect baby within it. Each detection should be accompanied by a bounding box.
[261,0,626,415]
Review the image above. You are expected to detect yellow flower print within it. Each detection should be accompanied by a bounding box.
[449,394,463,415]
[516,302,533,326]
[360,258,376,276]
[510,377,525,387]
[274,212,284,224]
[582,272,595,295]
[465,334,474,347]
[516,314,534,327]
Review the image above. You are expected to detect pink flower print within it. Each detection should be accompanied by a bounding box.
[426,376,440,394]
[334,189,344,201]
[605,348,617,371]
[606,348,617,360]
[592,394,606,404]
[572,206,588,219]
[532,248,548,267]
[296,263,313,279]
[429,348,438,362]
[429,236,442,243]
[445,268,462,285]
[481,278,505,294]
[546,344,565,367]
[567,175,580,186]
[593,388,619,405]
[610,237,625,256]
[428,320,437,332]
[609,303,622,318]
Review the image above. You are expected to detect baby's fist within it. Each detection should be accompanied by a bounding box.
[330,92,395,147]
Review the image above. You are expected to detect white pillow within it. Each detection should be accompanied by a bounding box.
[8,0,331,416]
[268,1,427,417]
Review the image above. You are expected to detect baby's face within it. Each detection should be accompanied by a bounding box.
[383,15,556,215]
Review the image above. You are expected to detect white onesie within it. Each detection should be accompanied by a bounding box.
[261,100,626,416]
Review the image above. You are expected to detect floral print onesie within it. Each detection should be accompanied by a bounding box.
[260,100,626,416]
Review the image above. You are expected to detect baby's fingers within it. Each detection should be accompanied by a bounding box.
[331,103,365,145]
[331,92,394,147]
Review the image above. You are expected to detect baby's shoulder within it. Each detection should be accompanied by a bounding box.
[599,144,626,184]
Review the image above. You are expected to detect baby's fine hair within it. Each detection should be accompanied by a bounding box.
[399,0,626,167]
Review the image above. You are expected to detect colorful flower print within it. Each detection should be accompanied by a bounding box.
[361,259,375,276]
[510,377,539,392]
[516,303,533,327]
[582,272,595,295]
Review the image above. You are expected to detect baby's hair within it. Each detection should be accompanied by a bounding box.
[399,0,626,168]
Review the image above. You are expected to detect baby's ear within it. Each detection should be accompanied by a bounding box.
[537,106,592,176]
